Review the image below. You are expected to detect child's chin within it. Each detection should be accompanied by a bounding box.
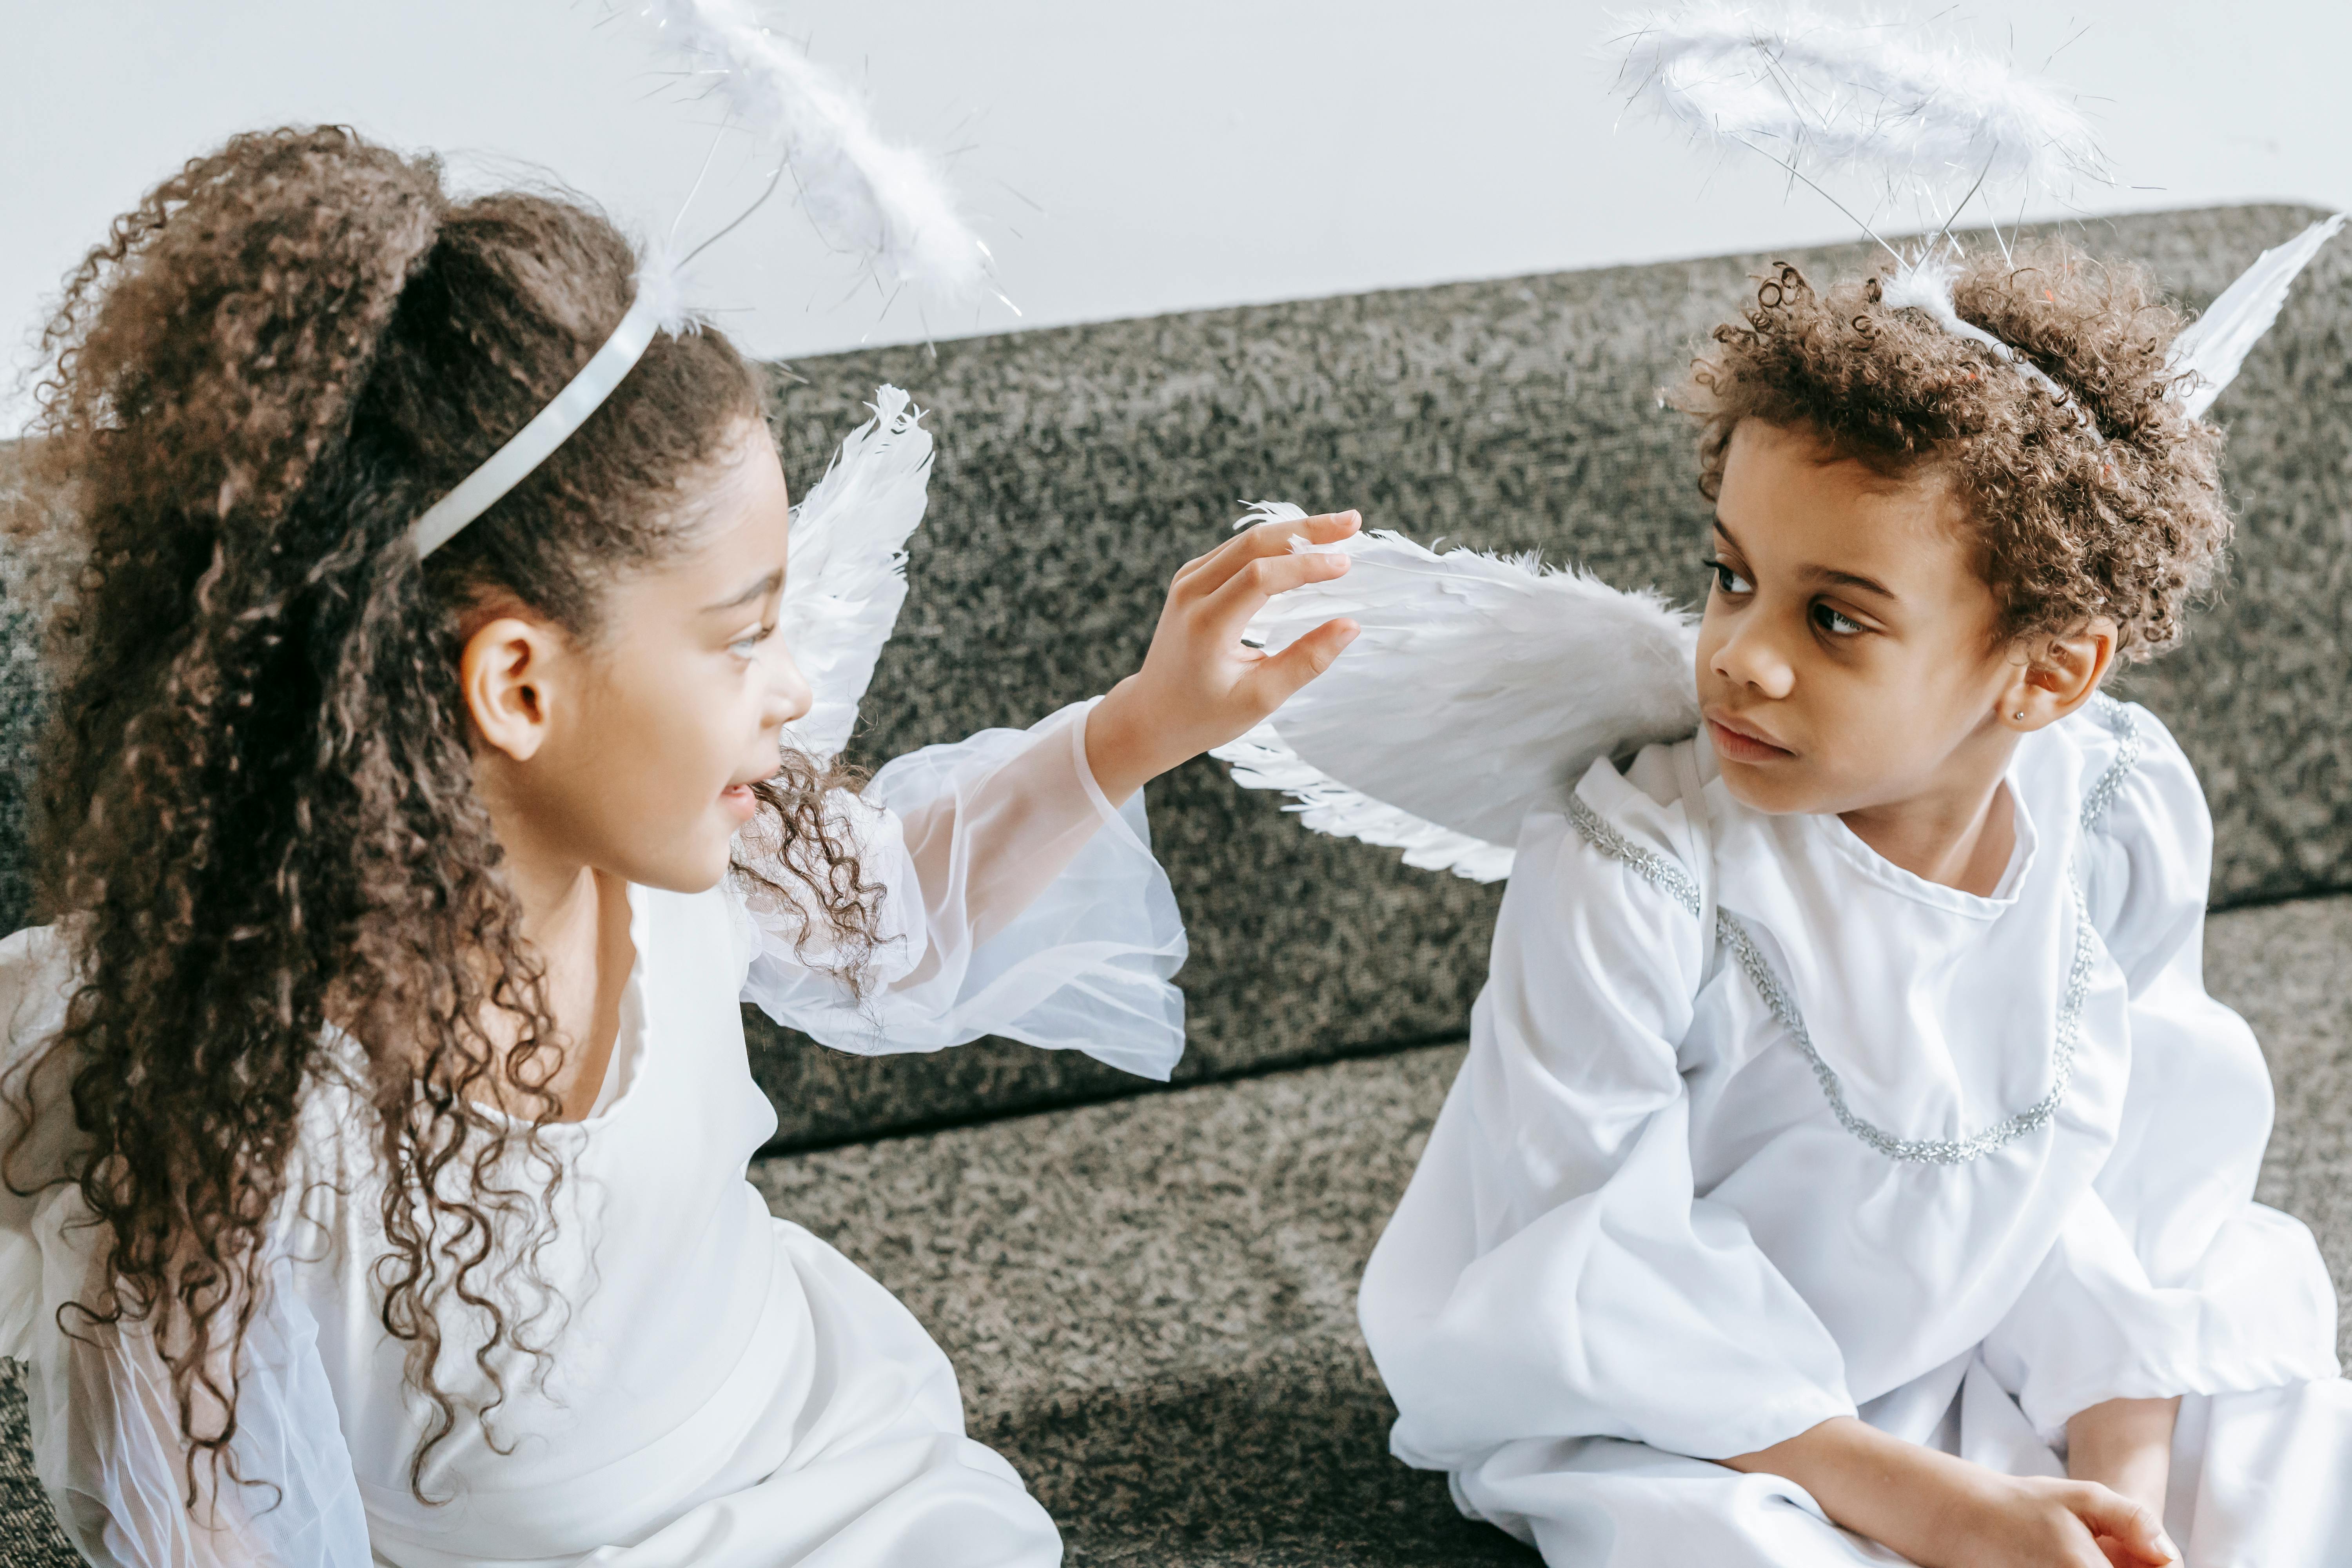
[637,831,737,897]
[1717,759,1828,817]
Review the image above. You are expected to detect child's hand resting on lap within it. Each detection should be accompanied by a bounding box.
[1084,509,1362,801]
[1935,1472,2175,1568]
[1727,1416,2179,1568]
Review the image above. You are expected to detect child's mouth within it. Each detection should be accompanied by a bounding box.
[1707,716,1795,762]
[720,782,758,818]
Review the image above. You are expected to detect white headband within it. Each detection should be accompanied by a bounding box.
[403,0,1006,563]
[1879,252,2106,441]
[1881,214,2345,441]
[407,286,668,560]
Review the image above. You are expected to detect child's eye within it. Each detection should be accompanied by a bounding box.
[1704,558,1753,595]
[1813,603,1864,637]
[731,622,776,657]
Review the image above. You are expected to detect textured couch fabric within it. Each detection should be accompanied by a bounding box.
[0,205,2347,1563]
[751,201,2352,1150]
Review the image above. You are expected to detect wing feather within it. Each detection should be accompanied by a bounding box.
[1212,503,1700,879]
[2169,213,2346,420]
[779,386,934,759]
[1216,722,1518,882]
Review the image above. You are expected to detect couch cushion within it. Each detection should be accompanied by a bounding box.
[0,895,2345,1563]
[750,201,2352,1148]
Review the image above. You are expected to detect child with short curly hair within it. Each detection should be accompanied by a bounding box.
[1353,240,2350,1568]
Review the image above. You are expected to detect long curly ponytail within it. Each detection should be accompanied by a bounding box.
[8,125,878,1505]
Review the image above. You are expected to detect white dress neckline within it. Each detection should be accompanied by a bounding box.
[1810,778,2037,916]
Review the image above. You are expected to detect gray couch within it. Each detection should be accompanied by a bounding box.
[3,202,2347,1566]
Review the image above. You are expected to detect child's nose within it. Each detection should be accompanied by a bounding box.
[762,641,815,726]
[1711,621,1796,700]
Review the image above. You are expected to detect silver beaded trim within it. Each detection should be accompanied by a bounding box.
[1564,795,1702,918]
[1708,873,2096,1164]
[1565,702,2137,1166]
[2078,695,2140,833]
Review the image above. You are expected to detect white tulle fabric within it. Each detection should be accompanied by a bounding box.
[0,704,1179,1566]
[1358,702,2349,1566]
[18,1218,370,1566]
[0,926,369,1568]
[737,699,1185,1078]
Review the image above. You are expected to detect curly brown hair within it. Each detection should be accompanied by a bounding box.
[7,125,880,1506]
[1670,239,2232,659]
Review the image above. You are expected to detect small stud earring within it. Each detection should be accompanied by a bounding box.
[2013,710,2026,720]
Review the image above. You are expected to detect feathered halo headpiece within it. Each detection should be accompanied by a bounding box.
[1209,6,2347,885]
[1611,2,2344,434]
[409,0,996,560]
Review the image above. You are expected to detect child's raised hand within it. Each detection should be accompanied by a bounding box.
[1083,509,1363,803]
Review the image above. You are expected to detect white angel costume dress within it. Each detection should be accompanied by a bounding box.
[0,391,1183,1568]
[1217,508,2352,1564]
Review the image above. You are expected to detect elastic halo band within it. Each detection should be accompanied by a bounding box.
[408,290,664,559]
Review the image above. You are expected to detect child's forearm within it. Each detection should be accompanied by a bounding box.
[1722,1416,1985,1559]
[2066,1396,2180,1514]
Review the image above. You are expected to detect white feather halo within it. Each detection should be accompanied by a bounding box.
[1611,5,2343,427]
[1612,3,2107,225]
[632,0,991,309]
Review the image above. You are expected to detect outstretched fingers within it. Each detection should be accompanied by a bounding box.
[1240,615,1361,713]
[1174,509,1360,599]
[1195,548,1353,646]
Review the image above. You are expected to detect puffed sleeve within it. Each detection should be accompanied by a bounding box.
[730,698,1188,1080]
[1979,702,2339,1441]
[0,926,370,1567]
[1358,751,1856,1470]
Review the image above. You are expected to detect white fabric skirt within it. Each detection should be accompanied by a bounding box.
[367,1220,1059,1568]
[1449,1359,2352,1568]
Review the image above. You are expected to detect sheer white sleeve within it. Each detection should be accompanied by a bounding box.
[1980,704,2339,1440]
[0,925,81,1355]
[1358,756,1855,1470]
[21,1213,372,1568]
[732,698,1188,1080]
[0,926,370,1567]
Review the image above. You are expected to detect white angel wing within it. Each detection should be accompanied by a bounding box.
[1211,503,1700,882]
[779,385,935,760]
[2169,213,2346,420]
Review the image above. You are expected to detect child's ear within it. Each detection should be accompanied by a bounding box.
[2001,618,2117,732]
[462,613,566,762]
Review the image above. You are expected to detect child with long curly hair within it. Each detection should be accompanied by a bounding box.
[1351,241,2351,1568]
[0,125,1359,1566]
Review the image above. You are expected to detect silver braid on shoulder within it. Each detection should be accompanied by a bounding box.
[1567,700,2139,1166]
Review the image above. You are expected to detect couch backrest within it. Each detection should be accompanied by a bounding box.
[5,203,2346,1149]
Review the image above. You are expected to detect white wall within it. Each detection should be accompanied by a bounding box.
[5,1,2347,434]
